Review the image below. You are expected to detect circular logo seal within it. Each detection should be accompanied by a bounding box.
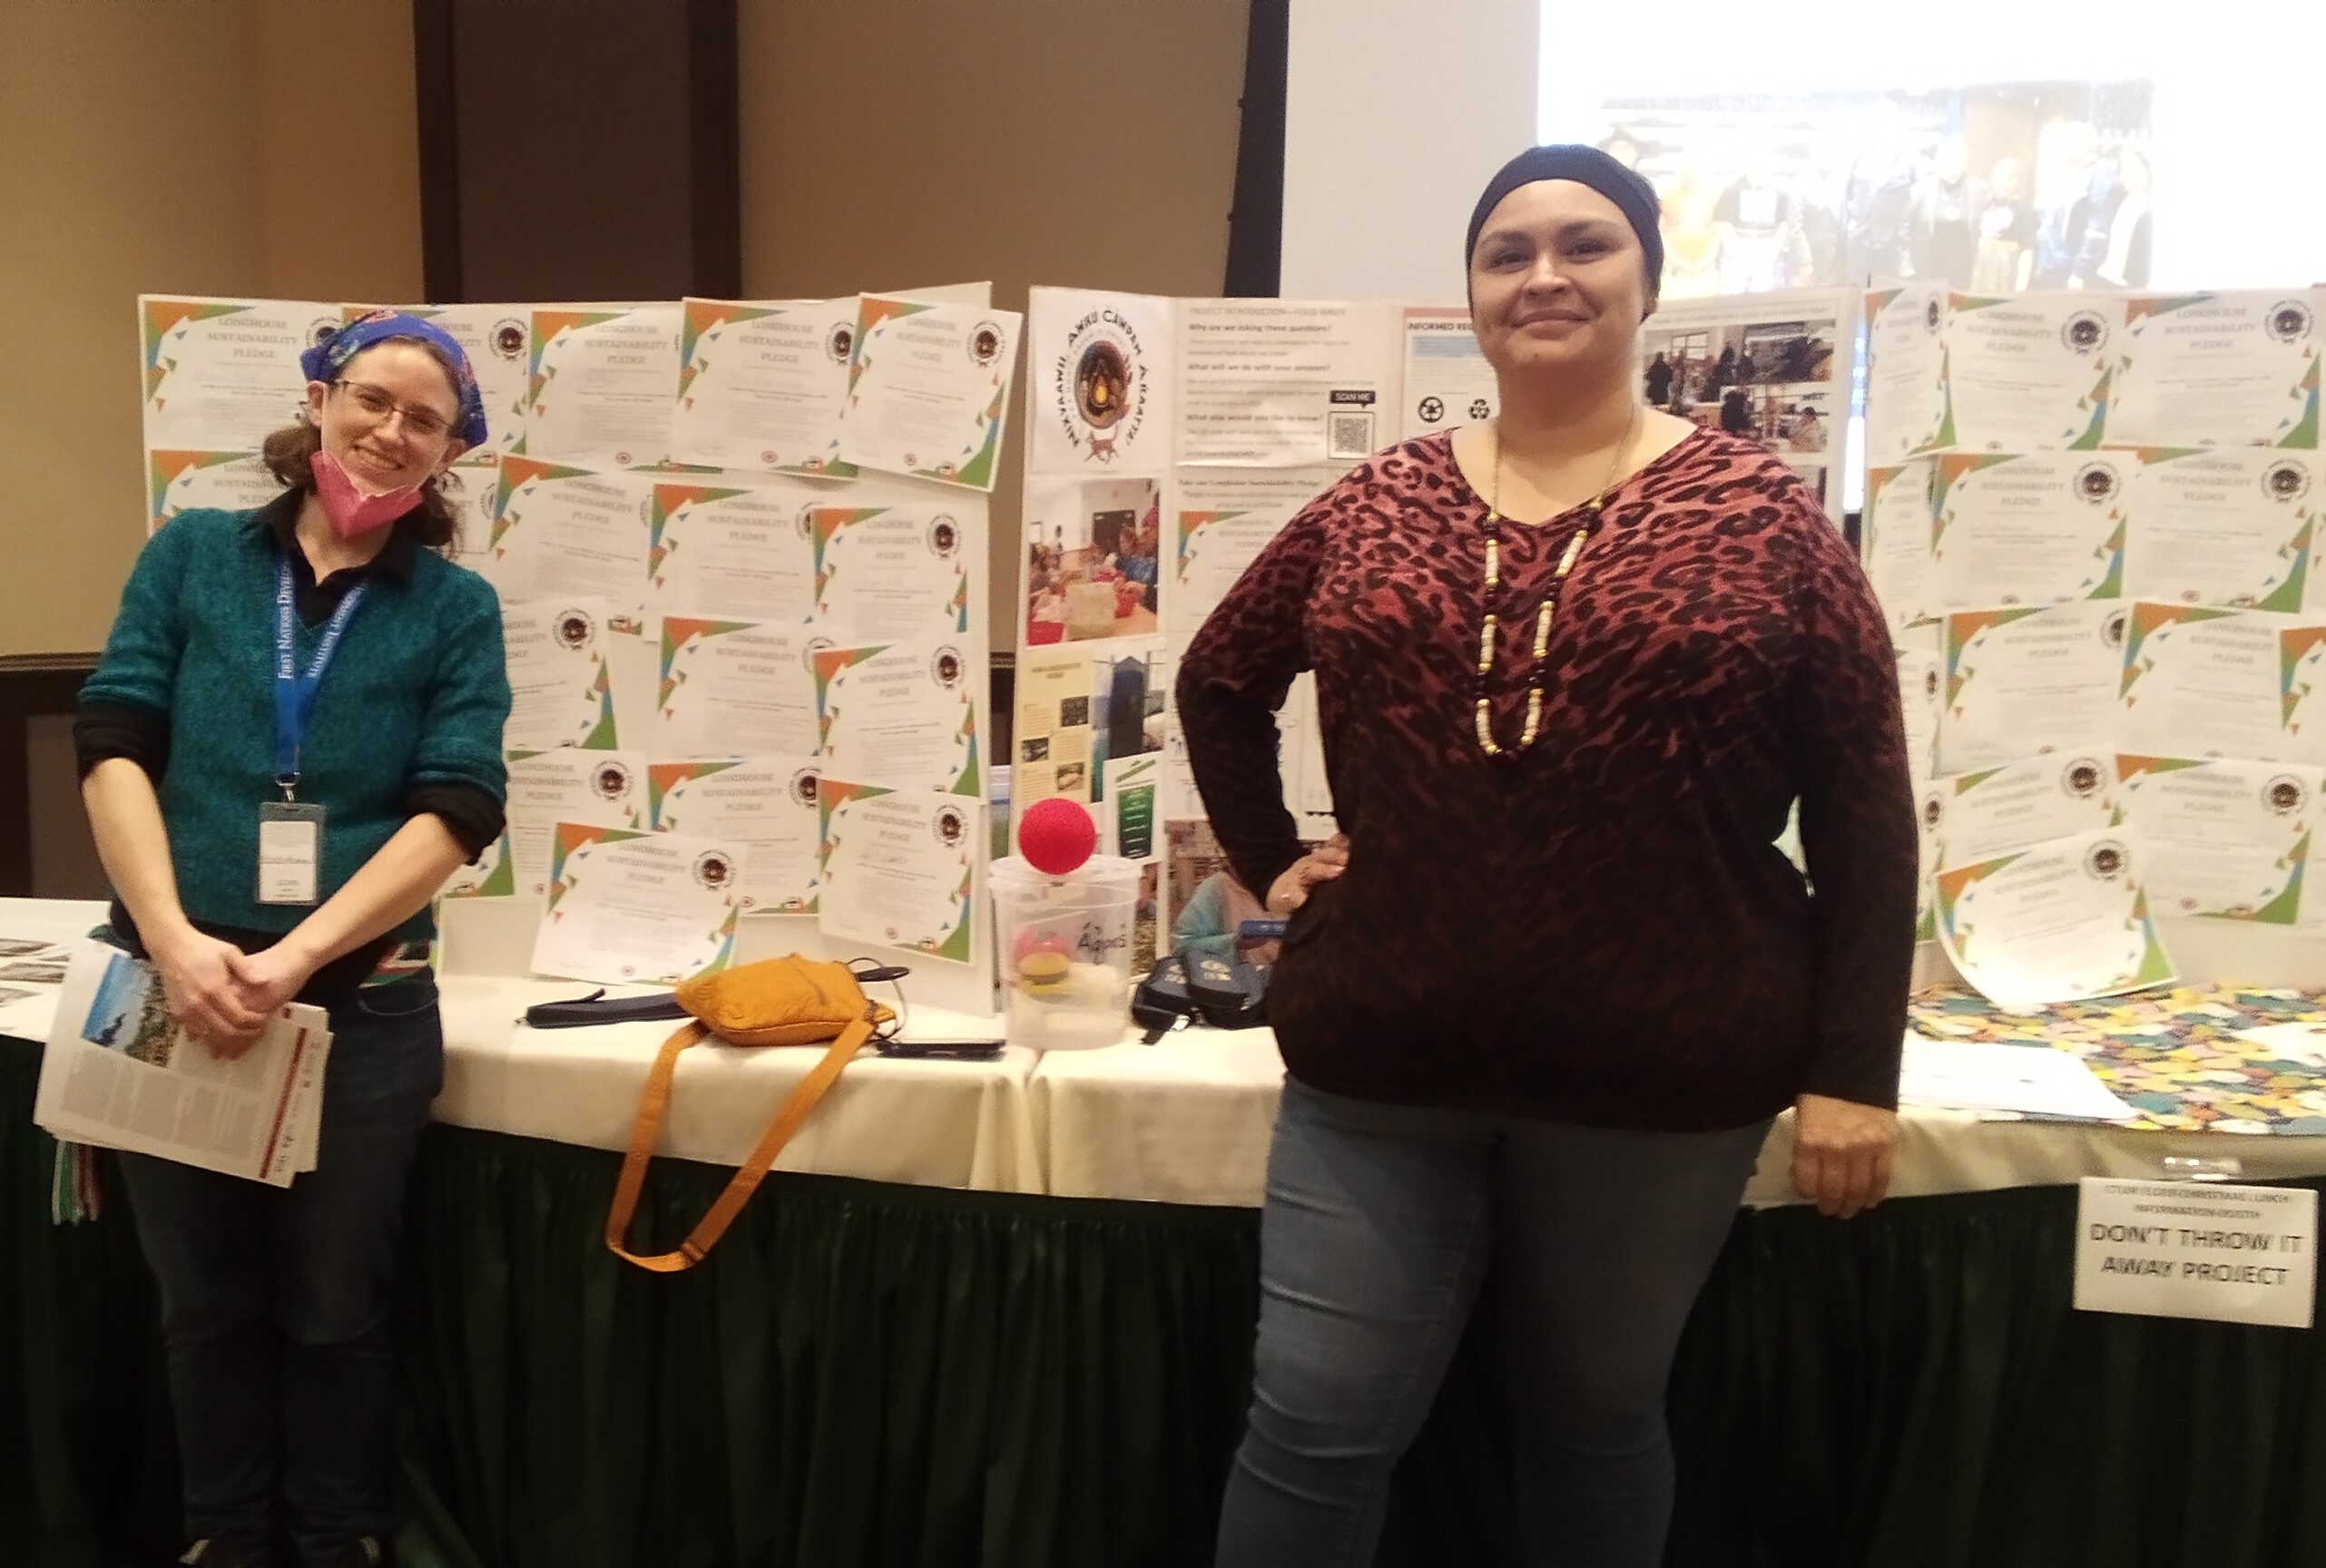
[2060,757,2107,799]
[2264,775,2309,817]
[2061,309,2110,354]
[1922,298,1943,333]
[2100,608,2128,652]
[592,760,633,802]
[968,321,1004,367]
[1923,666,1940,701]
[2074,461,2121,505]
[692,850,733,892]
[2084,839,2128,881]
[933,806,967,848]
[825,322,855,365]
[801,635,836,677]
[2262,459,2311,505]
[931,646,964,689]
[927,515,960,557]
[1921,789,1946,831]
[789,768,820,809]
[1052,309,1150,463]
[493,318,526,360]
[2265,299,2313,344]
[309,316,342,349]
[794,502,820,540]
[554,609,595,650]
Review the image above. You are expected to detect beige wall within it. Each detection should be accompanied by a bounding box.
[736,0,1251,652]
[0,0,421,658]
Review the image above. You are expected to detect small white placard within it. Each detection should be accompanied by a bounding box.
[2074,1179,2316,1329]
[2233,1023,2326,1066]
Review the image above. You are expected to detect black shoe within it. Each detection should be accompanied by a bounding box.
[178,1541,270,1568]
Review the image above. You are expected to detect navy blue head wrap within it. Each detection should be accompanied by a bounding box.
[1465,145,1664,300]
[300,309,489,447]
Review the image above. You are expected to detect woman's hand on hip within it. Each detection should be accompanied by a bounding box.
[1265,834,1349,916]
[147,925,270,1056]
[1790,1093,1898,1219]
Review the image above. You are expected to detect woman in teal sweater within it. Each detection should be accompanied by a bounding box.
[76,311,510,1568]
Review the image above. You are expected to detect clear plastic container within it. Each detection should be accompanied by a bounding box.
[990,853,1139,1050]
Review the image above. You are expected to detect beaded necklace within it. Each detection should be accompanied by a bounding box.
[1473,405,1640,757]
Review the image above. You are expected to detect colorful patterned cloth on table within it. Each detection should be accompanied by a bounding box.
[1909,986,2326,1134]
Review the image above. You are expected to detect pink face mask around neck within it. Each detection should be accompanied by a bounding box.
[311,447,427,538]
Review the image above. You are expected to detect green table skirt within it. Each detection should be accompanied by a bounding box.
[6,1044,2323,1567]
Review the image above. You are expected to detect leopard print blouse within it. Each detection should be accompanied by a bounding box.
[1175,427,1916,1130]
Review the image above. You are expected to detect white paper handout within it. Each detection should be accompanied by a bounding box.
[502,601,620,750]
[815,779,978,964]
[35,943,331,1186]
[810,499,977,642]
[524,304,683,468]
[1943,293,2117,452]
[532,823,743,985]
[485,458,654,626]
[1175,299,1394,467]
[1939,602,2127,775]
[2107,290,2322,450]
[2118,603,2324,765]
[503,748,647,899]
[669,296,859,475]
[140,296,336,452]
[1026,288,1174,475]
[1165,468,1339,635]
[1862,285,1951,466]
[1898,1035,2137,1122]
[1936,828,2174,1009]
[2123,449,2316,613]
[647,477,819,626]
[839,295,1021,490]
[1400,307,1497,443]
[1932,452,2127,609]
[812,639,982,797]
[2115,756,2322,925]
[650,757,824,914]
[655,616,817,759]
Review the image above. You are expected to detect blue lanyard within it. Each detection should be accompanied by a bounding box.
[273,558,366,795]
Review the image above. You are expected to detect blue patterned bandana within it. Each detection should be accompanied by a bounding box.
[299,309,489,448]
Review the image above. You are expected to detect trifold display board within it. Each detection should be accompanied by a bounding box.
[1860,286,2326,1007]
[1012,287,1854,970]
[138,290,1021,1014]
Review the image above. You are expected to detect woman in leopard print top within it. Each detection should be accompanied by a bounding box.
[1185,146,1917,1568]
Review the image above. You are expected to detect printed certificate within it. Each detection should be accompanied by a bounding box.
[810,500,977,642]
[2117,756,2323,925]
[648,479,819,626]
[2119,603,2321,764]
[148,451,280,533]
[1863,285,1951,466]
[815,779,977,963]
[2124,450,2315,612]
[2108,290,2322,449]
[1927,752,2118,870]
[812,639,981,797]
[1863,460,1938,639]
[669,297,858,476]
[1931,452,2126,609]
[1937,829,2174,1009]
[1939,602,2126,775]
[655,617,817,759]
[1895,622,1943,780]
[533,824,742,985]
[838,295,1021,490]
[486,457,654,626]
[650,757,823,914]
[502,601,620,750]
[525,305,683,468]
[1944,293,2117,452]
[503,749,646,899]
[141,296,337,452]
[1165,468,1339,636]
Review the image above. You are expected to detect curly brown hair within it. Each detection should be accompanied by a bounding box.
[259,335,470,552]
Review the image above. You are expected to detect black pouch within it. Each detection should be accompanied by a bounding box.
[523,989,691,1029]
[1131,949,1269,1043]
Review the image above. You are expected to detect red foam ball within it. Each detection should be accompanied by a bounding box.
[1017,797,1098,875]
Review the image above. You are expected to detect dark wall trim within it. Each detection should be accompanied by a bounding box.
[412,0,464,302]
[686,0,743,299]
[0,655,99,897]
[1222,0,1289,298]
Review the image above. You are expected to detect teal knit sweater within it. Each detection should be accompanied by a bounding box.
[81,506,510,942]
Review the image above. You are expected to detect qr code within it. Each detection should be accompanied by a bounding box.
[1328,411,1375,461]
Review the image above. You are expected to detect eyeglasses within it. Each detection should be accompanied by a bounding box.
[332,380,457,443]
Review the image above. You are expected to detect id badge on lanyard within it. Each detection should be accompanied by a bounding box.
[260,559,365,906]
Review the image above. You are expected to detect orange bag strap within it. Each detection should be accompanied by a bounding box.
[604,1011,878,1272]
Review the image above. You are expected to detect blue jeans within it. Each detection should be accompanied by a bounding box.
[1215,1078,1770,1568]
[118,974,444,1565]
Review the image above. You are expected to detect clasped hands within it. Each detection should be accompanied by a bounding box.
[1261,834,1898,1218]
[150,924,319,1059]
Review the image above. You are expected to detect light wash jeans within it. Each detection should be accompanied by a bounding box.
[1215,1077,1770,1568]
